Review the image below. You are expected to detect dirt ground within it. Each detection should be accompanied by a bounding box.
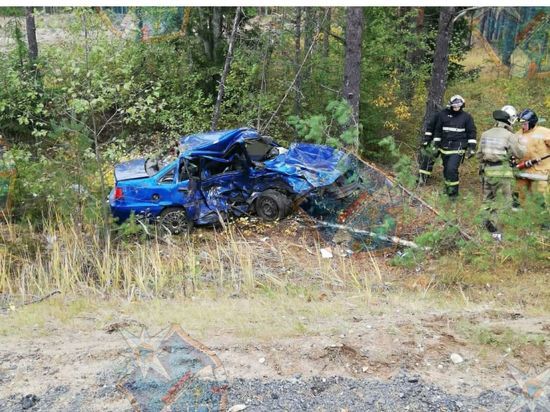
[0,292,548,411]
[0,215,549,411]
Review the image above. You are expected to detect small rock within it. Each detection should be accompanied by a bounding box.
[450,353,464,364]
[228,405,248,412]
[259,357,266,364]
[21,394,39,410]
[320,248,333,259]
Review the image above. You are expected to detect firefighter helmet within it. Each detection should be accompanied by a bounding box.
[518,108,538,130]
[493,109,512,125]
[501,105,518,124]
[449,95,465,110]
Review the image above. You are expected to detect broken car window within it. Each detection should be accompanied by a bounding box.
[158,166,176,184]
[245,139,276,162]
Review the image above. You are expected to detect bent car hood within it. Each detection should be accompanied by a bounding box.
[263,143,346,194]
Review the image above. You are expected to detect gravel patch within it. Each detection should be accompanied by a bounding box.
[0,371,519,411]
[227,373,513,412]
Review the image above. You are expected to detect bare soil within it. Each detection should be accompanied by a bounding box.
[0,295,548,411]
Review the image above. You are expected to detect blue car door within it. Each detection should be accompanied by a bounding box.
[138,164,179,217]
[195,157,251,224]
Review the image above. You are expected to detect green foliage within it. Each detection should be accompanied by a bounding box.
[389,248,426,268]
[113,212,152,240]
[394,156,416,188]
[404,189,549,277]
[288,99,358,148]
[5,118,107,223]
[0,7,25,17]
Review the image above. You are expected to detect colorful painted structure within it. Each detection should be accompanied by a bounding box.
[477,7,549,78]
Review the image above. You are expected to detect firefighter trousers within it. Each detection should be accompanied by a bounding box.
[418,148,439,182]
[481,176,513,230]
[441,151,464,197]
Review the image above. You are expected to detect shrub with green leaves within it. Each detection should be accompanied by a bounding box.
[288,99,359,148]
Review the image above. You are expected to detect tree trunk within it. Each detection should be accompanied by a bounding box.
[343,7,364,124]
[402,7,425,99]
[25,7,38,65]
[468,12,474,48]
[422,7,455,135]
[489,9,497,39]
[212,7,222,63]
[411,7,425,65]
[211,7,241,131]
[480,13,487,38]
[197,8,214,61]
[303,7,315,80]
[323,7,331,58]
[293,7,303,116]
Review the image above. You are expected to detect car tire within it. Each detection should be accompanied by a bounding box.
[158,207,191,235]
[255,190,292,221]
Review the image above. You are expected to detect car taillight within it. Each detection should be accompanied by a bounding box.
[114,187,123,200]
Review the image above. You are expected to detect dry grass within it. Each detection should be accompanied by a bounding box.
[0,217,382,303]
[1,211,548,344]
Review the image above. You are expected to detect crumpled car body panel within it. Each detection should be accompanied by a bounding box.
[109,128,348,225]
[264,143,346,193]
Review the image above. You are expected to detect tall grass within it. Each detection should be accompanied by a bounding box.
[0,217,382,302]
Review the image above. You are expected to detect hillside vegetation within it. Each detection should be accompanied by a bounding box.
[0,7,547,309]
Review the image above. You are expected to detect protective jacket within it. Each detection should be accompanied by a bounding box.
[477,122,526,178]
[433,108,477,151]
[517,126,550,178]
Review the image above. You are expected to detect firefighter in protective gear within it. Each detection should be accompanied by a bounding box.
[501,105,518,125]
[432,95,477,198]
[515,108,550,202]
[477,108,526,234]
[417,110,440,184]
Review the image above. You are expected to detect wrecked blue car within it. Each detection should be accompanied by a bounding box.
[109,128,356,234]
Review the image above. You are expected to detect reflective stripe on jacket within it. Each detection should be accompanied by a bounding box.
[434,109,477,148]
[477,122,525,178]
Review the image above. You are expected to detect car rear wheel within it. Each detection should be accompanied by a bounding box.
[159,207,190,235]
[255,190,292,221]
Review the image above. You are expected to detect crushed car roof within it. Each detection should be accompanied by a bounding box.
[178,128,263,159]
[177,128,346,194]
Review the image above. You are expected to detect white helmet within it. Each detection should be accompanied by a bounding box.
[501,105,518,124]
[449,95,465,110]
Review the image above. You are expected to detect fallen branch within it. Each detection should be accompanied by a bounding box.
[22,289,61,306]
[351,154,473,241]
[0,289,61,311]
[311,219,427,250]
